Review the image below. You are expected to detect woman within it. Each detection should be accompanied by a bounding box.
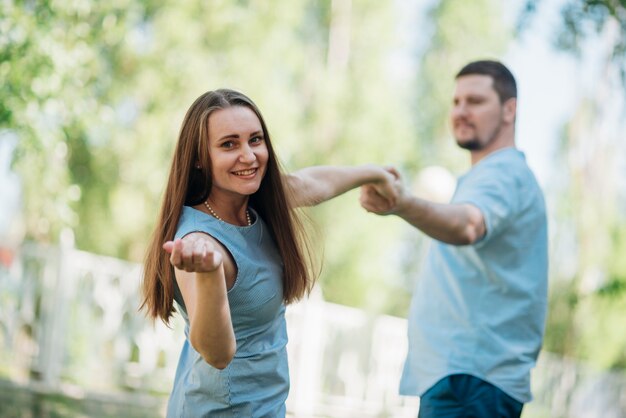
[141,89,396,417]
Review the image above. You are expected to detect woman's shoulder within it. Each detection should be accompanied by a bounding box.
[176,206,216,239]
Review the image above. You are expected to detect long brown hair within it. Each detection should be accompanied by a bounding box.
[140,89,315,324]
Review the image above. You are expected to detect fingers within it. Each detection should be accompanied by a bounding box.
[205,250,223,271]
[361,197,392,214]
[168,239,183,267]
[361,165,406,215]
[374,181,398,206]
[188,239,206,270]
[366,166,399,204]
[384,166,401,180]
[162,241,175,253]
[164,236,222,273]
[360,184,394,214]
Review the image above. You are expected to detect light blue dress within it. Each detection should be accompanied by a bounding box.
[399,148,548,403]
[166,206,288,418]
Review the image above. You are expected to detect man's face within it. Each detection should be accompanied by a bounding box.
[450,75,505,151]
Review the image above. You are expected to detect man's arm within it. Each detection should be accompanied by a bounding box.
[360,170,485,245]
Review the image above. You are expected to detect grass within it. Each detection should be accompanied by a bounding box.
[0,380,165,418]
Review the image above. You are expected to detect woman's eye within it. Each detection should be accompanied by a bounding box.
[250,136,263,144]
[221,141,234,149]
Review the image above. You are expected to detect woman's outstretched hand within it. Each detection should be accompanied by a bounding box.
[163,235,223,273]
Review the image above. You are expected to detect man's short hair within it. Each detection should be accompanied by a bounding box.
[456,60,517,103]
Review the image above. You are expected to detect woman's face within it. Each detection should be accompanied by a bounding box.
[207,106,269,200]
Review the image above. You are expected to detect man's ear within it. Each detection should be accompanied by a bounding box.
[503,98,517,123]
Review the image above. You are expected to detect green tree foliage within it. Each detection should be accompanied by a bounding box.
[410,0,510,172]
[544,97,626,370]
[516,0,626,372]
[518,0,626,83]
[1,0,158,257]
[2,0,417,311]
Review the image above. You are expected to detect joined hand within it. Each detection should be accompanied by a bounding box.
[360,166,404,215]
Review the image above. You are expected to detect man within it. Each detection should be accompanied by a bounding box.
[361,60,548,417]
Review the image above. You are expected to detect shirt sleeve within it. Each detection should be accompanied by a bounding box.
[453,163,521,247]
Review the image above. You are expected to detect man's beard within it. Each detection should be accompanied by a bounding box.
[455,118,503,151]
[457,139,483,151]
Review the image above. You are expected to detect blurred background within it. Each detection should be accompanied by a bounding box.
[1,0,625,417]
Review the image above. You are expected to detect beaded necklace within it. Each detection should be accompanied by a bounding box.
[203,200,251,226]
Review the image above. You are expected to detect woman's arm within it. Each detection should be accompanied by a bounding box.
[285,164,398,208]
[163,234,236,369]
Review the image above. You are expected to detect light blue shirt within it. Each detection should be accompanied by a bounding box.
[399,148,548,403]
[167,206,288,417]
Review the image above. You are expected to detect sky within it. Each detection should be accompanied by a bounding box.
[507,0,625,209]
[506,0,581,186]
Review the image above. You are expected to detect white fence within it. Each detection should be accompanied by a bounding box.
[0,242,418,417]
[286,293,419,417]
[0,242,625,417]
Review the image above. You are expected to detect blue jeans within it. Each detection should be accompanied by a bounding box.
[418,374,523,418]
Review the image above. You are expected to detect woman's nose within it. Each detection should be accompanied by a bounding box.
[239,146,256,163]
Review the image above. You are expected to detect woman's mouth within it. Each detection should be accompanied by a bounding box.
[233,168,257,177]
